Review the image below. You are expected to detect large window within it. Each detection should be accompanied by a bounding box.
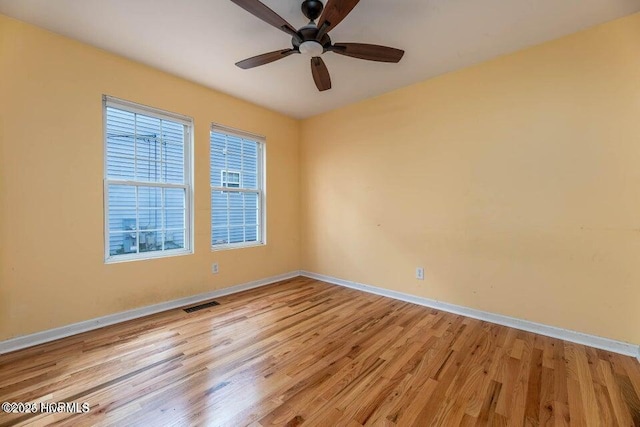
[210,125,265,249]
[104,96,193,262]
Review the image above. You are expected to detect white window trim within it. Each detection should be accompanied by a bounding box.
[210,123,266,251]
[103,95,195,263]
[221,170,242,188]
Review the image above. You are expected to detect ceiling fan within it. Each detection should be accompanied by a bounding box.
[231,0,405,91]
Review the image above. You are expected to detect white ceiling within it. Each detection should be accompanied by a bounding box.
[1,0,639,118]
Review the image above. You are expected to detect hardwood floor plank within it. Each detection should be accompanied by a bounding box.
[524,347,544,425]
[495,355,521,417]
[598,359,634,426]
[475,379,502,426]
[0,277,638,427]
[430,323,495,425]
[568,343,601,426]
[592,383,616,426]
[615,373,640,426]
[620,356,640,402]
[552,341,572,427]
[567,378,587,427]
[465,331,504,418]
[538,366,555,426]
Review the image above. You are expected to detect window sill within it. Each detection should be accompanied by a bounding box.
[211,242,265,252]
[105,249,193,264]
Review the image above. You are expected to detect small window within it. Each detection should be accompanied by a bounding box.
[210,124,265,249]
[221,170,241,188]
[103,96,193,262]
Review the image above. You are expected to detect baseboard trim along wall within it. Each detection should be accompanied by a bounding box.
[301,271,640,360]
[0,271,300,355]
[3,270,638,361]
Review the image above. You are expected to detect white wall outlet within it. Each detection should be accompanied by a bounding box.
[416,267,425,280]
[211,263,219,274]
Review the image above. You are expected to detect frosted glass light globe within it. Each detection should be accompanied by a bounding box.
[299,41,324,57]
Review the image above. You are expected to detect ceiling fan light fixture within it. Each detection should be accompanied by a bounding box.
[299,41,324,57]
[231,0,404,92]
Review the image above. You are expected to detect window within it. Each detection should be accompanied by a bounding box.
[210,124,265,249]
[221,170,241,188]
[104,96,193,262]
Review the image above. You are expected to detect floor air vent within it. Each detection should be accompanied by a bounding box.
[184,301,220,313]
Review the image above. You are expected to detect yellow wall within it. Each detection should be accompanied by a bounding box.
[0,15,300,341]
[2,12,640,346]
[301,13,640,345]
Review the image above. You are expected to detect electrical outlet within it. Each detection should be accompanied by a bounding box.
[416,267,424,280]
[211,263,219,274]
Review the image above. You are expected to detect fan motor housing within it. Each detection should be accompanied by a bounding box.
[292,25,332,52]
[301,0,324,21]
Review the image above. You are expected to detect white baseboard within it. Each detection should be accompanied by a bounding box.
[0,271,301,355]
[301,271,640,360]
[4,270,638,361]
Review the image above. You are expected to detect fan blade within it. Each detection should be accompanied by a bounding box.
[330,43,404,63]
[311,57,331,91]
[317,0,359,33]
[236,49,297,69]
[231,0,298,36]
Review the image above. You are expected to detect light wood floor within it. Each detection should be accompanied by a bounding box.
[1,277,639,426]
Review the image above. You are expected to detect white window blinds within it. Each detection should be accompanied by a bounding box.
[210,125,265,248]
[104,96,193,262]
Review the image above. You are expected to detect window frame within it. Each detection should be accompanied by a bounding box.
[103,95,194,263]
[210,123,266,251]
[221,170,242,188]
